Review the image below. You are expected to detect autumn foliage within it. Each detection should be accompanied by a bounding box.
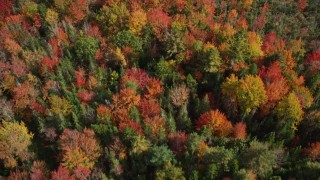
[304,142,320,161]
[0,121,33,168]
[58,128,101,169]
[0,0,319,179]
[196,110,233,137]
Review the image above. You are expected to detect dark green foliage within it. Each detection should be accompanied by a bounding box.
[147,145,175,167]
[113,30,143,52]
[154,59,181,85]
[74,35,99,61]
[239,140,280,178]
[176,104,192,132]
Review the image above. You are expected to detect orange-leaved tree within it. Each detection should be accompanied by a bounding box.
[58,128,101,169]
[196,110,233,137]
[233,122,247,140]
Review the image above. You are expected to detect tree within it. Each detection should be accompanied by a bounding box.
[121,68,151,90]
[247,32,264,58]
[128,9,147,35]
[0,120,33,168]
[58,128,102,169]
[304,142,320,161]
[30,160,50,180]
[259,61,289,114]
[96,104,112,122]
[67,0,88,24]
[222,74,267,116]
[199,43,222,73]
[45,9,59,26]
[147,145,175,167]
[96,3,129,35]
[221,74,240,117]
[62,148,93,169]
[237,75,267,114]
[298,0,307,12]
[77,89,95,103]
[145,78,163,99]
[239,140,279,178]
[167,131,188,155]
[8,169,29,180]
[130,135,151,155]
[75,68,86,87]
[4,38,22,56]
[13,82,38,110]
[73,165,91,180]
[54,0,72,12]
[196,110,233,137]
[203,146,236,178]
[233,122,247,140]
[113,30,143,52]
[155,161,186,180]
[147,8,172,40]
[305,50,320,74]
[51,165,75,180]
[259,61,289,102]
[144,116,167,140]
[262,32,277,54]
[41,56,60,73]
[294,86,313,109]
[275,92,303,131]
[139,98,161,118]
[111,88,140,124]
[0,0,11,19]
[74,35,99,61]
[48,95,73,116]
[21,2,38,18]
[170,84,190,107]
[233,169,257,180]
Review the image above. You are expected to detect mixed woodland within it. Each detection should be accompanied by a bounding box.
[0,0,320,179]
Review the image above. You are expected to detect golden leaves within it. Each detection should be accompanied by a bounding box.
[48,95,73,116]
[0,120,33,168]
[45,9,59,26]
[59,128,102,169]
[129,9,147,35]
[276,93,303,130]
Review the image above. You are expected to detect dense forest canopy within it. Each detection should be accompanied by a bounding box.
[0,0,320,179]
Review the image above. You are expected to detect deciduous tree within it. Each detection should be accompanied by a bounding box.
[58,128,102,169]
[196,110,233,137]
[275,92,304,130]
[129,9,147,35]
[0,120,33,168]
[233,122,247,140]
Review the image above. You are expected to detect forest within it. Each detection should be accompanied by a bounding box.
[0,0,319,179]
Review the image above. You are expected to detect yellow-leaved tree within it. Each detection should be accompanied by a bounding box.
[0,120,33,168]
[45,9,59,26]
[49,95,73,116]
[128,9,147,35]
[237,75,267,114]
[275,92,304,130]
[222,74,267,116]
[247,31,264,58]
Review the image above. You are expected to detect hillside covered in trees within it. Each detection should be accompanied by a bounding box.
[0,0,320,179]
